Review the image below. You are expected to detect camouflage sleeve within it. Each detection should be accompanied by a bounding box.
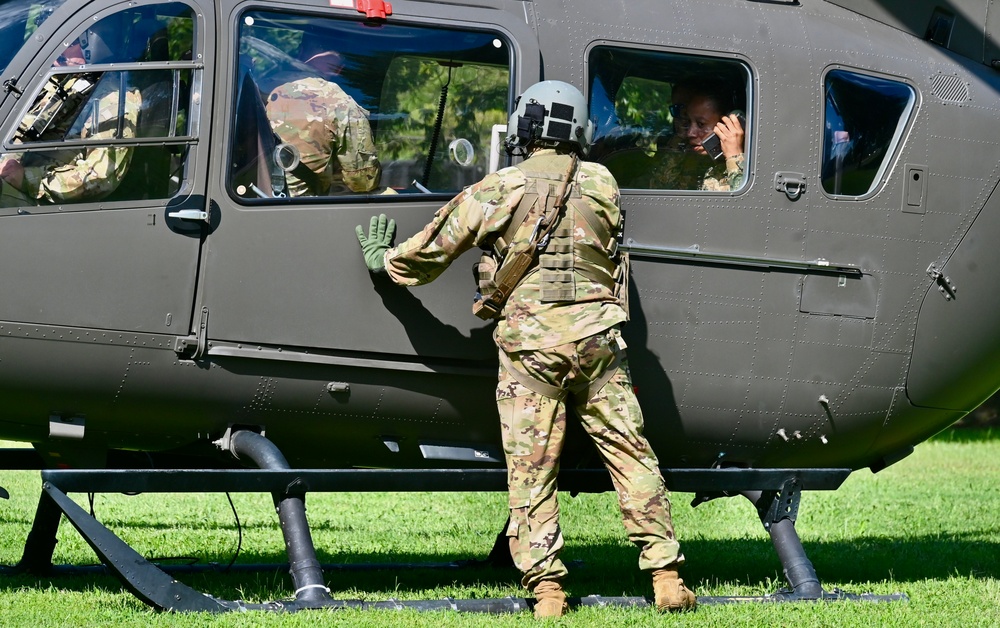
[700,153,745,192]
[35,88,140,203]
[385,168,527,286]
[725,153,745,190]
[577,160,621,218]
[35,146,133,202]
[337,101,381,193]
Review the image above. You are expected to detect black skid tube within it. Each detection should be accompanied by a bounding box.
[7,465,908,611]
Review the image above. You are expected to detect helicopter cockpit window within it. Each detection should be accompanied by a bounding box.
[0,3,197,207]
[822,69,915,197]
[0,0,67,75]
[588,46,751,192]
[230,11,510,202]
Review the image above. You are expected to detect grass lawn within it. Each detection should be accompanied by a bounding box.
[0,430,998,626]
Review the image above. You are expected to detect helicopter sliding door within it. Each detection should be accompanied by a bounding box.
[0,0,214,334]
[201,1,538,363]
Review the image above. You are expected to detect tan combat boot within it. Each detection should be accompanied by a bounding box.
[652,567,697,612]
[532,579,568,619]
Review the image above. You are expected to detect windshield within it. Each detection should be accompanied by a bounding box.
[0,0,67,74]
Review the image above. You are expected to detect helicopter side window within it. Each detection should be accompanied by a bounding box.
[588,46,751,192]
[229,10,510,202]
[0,0,68,76]
[0,3,198,207]
[821,69,915,197]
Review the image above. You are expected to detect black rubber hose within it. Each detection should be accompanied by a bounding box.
[228,431,331,604]
[741,490,822,599]
[769,518,822,598]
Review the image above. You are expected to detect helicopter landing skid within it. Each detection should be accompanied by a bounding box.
[4,465,907,612]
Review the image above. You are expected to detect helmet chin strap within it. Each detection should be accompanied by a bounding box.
[503,137,528,157]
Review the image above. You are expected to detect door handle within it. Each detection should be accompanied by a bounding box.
[167,209,208,221]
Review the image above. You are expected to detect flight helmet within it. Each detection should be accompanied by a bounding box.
[505,80,594,155]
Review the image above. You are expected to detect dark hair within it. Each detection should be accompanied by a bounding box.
[686,79,740,115]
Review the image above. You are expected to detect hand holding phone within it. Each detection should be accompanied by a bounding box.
[701,110,745,160]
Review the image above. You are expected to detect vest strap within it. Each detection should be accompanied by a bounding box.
[473,155,578,320]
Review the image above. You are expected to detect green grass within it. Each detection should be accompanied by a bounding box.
[1,433,999,626]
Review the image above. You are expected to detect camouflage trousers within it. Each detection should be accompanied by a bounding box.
[496,326,682,590]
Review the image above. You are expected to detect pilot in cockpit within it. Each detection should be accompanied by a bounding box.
[0,17,140,206]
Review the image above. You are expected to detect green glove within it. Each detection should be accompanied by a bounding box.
[356,213,396,272]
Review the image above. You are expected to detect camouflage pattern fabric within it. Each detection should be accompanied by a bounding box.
[648,148,745,191]
[384,148,627,352]
[7,75,140,204]
[384,148,684,591]
[266,76,380,196]
[498,327,683,589]
[647,149,713,190]
[701,153,745,191]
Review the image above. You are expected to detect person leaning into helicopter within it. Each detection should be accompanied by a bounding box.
[650,81,745,191]
[0,18,140,206]
[260,29,381,197]
[356,80,696,619]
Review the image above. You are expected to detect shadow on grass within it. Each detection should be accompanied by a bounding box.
[1,530,997,603]
[680,532,1000,587]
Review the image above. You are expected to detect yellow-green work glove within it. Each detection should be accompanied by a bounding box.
[356,214,396,272]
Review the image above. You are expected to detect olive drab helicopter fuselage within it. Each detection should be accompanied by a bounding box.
[0,0,998,613]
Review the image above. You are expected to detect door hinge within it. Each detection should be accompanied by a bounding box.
[3,77,23,98]
[926,263,957,301]
[174,306,209,358]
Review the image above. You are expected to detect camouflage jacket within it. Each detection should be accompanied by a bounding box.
[701,153,745,191]
[13,75,140,203]
[266,75,380,196]
[385,148,628,352]
[649,149,745,191]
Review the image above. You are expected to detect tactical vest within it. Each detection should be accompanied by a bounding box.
[474,152,629,319]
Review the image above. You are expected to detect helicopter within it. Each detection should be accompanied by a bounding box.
[0,0,996,613]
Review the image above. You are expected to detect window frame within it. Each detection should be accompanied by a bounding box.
[0,1,204,209]
[819,64,918,201]
[225,6,517,206]
[583,39,755,195]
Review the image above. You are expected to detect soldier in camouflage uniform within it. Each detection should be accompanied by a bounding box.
[650,85,745,191]
[0,25,140,205]
[356,81,695,618]
[264,40,381,196]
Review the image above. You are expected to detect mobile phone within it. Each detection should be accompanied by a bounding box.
[701,110,745,160]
